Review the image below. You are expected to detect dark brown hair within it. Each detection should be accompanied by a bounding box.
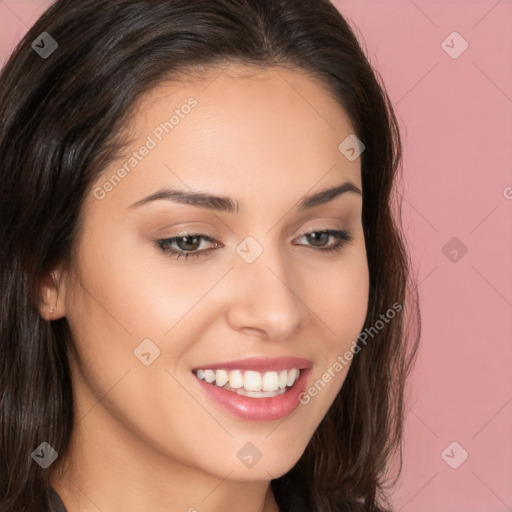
[0,1,420,511]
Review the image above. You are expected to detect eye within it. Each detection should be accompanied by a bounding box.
[155,233,221,261]
[294,228,353,253]
[154,229,353,261]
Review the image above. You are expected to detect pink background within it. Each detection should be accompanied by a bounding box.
[1,1,511,510]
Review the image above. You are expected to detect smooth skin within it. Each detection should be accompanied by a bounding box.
[39,63,369,512]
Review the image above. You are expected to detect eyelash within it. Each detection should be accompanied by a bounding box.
[154,228,354,261]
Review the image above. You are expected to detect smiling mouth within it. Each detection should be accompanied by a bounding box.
[192,368,301,398]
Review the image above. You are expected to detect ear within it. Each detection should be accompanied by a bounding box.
[38,267,67,321]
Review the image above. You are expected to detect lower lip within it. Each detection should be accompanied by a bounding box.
[193,369,311,421]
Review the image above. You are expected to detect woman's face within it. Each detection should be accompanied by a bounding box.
[49,64,369,484]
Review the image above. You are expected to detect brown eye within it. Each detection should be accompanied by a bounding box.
[295,229,353,252]
[156,233,221,261]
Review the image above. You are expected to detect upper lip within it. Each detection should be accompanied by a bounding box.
[192,356,313,373]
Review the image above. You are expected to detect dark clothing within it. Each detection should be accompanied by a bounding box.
[49,487,67,512]
[46,485,390,512]
[47,482,313,511]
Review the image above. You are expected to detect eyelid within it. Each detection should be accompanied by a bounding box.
[153,224,354,262]
[159,220,349,238]
[155,224,348,246]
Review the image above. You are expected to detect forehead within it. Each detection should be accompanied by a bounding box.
[87,63,362,218]
[128,62,357,153]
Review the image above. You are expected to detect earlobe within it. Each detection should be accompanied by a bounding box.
[38,269,66,321]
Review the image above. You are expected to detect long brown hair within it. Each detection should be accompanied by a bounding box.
[0,1,420,510]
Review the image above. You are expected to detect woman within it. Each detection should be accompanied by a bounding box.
[0,0,420,511]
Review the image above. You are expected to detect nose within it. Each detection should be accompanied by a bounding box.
[225,240,309,342]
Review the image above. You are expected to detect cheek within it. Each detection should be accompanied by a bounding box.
[333,269,369,343]
[61,229,165,395]
[303,241,369,402]
[315,241,370,347]
[62,250,205,461]
[67,223,183,341]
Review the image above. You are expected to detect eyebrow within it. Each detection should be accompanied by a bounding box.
[128,181,362,213]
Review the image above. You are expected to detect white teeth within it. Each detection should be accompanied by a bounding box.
[194,367,302,394]
[278,370,288,389]
[244,371,262,391]
[262,371,279,392]
[236,388,286,398]
[286,368,300,387]
[203,369,215,383]
[214,369,229,387]
[229,369,244,389]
